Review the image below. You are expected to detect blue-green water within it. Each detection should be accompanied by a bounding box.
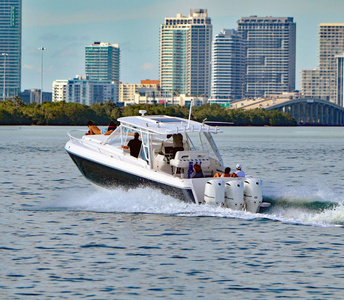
[1,126,344,299]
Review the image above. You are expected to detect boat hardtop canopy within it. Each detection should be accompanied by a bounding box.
[117,115,222,135]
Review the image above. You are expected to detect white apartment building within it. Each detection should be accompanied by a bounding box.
[160,9,212,97]
[52,75,118,105]
[119,83,160,105]
[211,29,245,101]
[52,80,68,102]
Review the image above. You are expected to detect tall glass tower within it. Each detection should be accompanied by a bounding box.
[237,16,296,98]
[85,42,120,82]
[160,9,212,97]
[0,0,22,99]
[211,29,245,102]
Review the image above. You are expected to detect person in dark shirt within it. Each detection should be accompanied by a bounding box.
[124,132,142,158]
[191,164,204,178]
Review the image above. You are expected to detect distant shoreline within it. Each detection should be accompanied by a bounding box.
[0,100,297,126]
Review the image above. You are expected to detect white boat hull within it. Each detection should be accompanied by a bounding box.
[65,114,268,213]
[66,140,196,202]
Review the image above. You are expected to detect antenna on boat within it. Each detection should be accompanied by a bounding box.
[139,110,147,116]
[187,100,193,128]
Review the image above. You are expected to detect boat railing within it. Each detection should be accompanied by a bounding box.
[67,129,88,148]
[67,130,120,155]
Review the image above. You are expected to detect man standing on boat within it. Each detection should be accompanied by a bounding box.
[167,133,184,158]
[124,132,142,158]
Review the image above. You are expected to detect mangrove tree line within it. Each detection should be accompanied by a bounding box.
[0,97,296,126]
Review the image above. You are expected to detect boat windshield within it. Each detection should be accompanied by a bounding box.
[186,132,222,164]
[103,120,223,167]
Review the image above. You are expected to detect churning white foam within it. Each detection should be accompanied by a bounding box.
[46,185,344,227]
[49,187,260,219]
[262,183,344,226]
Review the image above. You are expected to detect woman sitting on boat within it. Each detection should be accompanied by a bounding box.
[214,167,231,178]
[191,164,204,178]
[86,121,101,135]
[104,121,117,135]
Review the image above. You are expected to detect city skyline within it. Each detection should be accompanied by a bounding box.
[22,0,344,93]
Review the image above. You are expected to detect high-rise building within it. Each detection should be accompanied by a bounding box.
[85,42,120,82]
[237,16,296,98]
[0,0,21,99]
[210,29,245,102]
[319,24,344,103]
[302,24,344,105]
[160,9,212,97]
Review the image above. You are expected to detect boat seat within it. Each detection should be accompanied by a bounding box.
[203,169,214,177]
[170,151,210,168]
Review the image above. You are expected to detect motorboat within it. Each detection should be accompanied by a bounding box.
[65,110,269,213]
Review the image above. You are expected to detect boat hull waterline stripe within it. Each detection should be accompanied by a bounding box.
[68,152,196,203]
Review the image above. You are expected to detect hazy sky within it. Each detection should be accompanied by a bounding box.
[22,0,344,92]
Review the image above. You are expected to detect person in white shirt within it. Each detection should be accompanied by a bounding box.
[234,164,245,177]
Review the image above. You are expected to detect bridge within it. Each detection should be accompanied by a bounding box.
[231,98,344,126]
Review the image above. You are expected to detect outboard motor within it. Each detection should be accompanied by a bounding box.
[224,180,244,210]
[244,178,263,213]
[204,179,225,206]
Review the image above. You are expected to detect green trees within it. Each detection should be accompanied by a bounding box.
[0,98,296,126]
[0,99,30,124]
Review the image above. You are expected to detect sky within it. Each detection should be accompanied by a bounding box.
[22,0,344,93]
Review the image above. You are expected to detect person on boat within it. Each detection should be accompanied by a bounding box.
[191,164,204,178]
[223,167,231,177]
[233,164,245,177]
[167,133,184,158]
[86,121,101,135]
[214,167,231,178]
[123,132,142,158]
[104,121,117,135]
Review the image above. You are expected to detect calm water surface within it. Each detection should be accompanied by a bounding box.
[1,126,344,299]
